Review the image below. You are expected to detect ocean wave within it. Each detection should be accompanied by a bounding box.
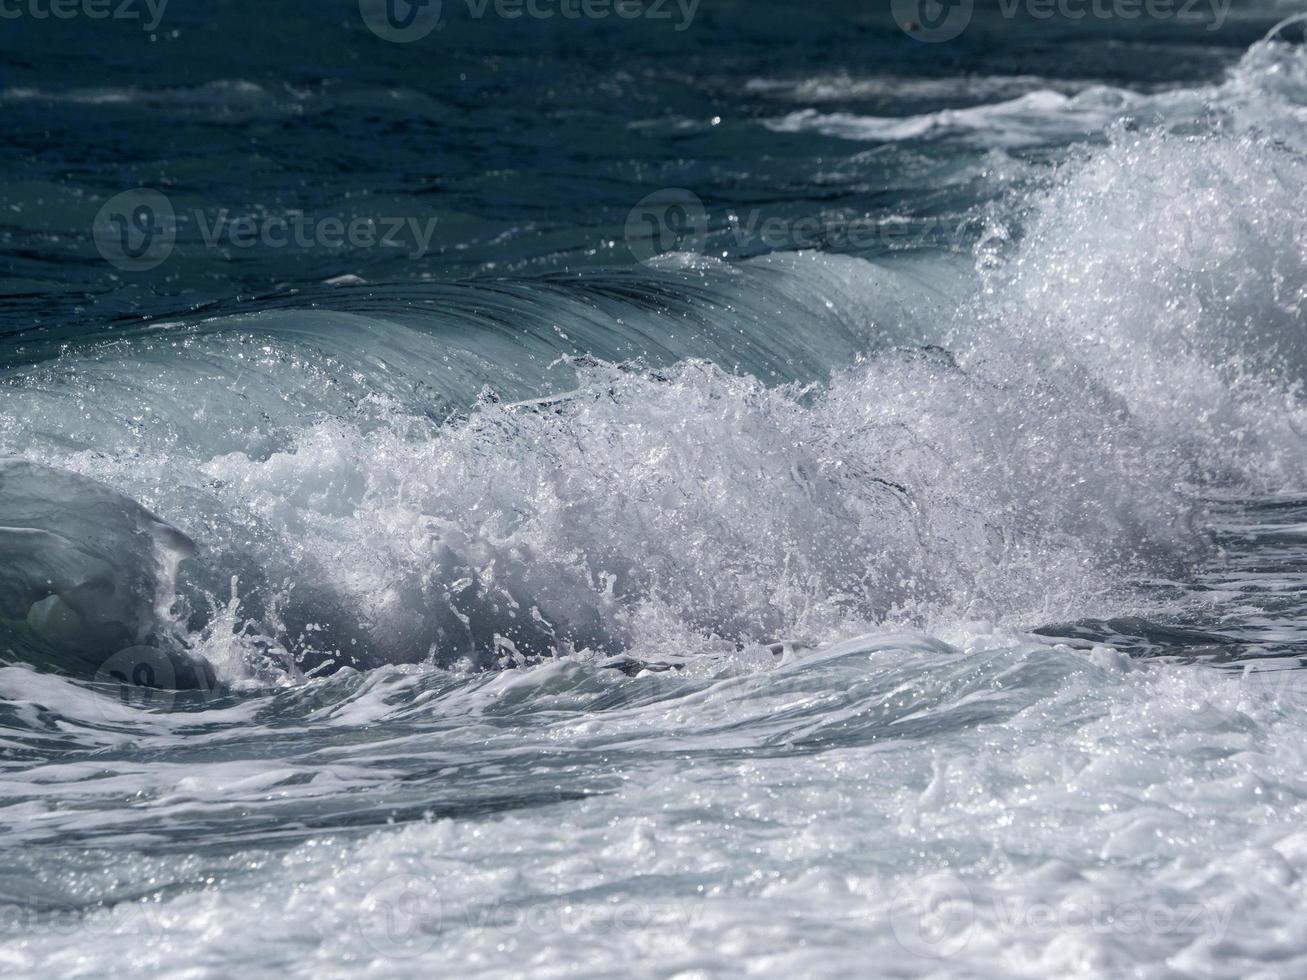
[1,21,1305,689]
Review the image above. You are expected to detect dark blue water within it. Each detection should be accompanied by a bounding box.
[0,0,1267,331]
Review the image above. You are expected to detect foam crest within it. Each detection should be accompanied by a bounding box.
[187,346,1196,675]
[975,125,1307,487]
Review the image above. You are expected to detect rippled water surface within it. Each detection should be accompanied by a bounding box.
[2,2,1307,976]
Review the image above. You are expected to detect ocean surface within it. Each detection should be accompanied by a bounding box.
[2,1,1307,976]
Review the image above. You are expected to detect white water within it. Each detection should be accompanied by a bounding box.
[2,17,1307,980]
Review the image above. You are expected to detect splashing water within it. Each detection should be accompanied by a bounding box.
[3,6,1307,978]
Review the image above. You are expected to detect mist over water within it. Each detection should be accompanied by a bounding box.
[2,3,1307,977]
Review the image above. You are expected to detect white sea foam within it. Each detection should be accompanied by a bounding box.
[4,630,1307,977]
